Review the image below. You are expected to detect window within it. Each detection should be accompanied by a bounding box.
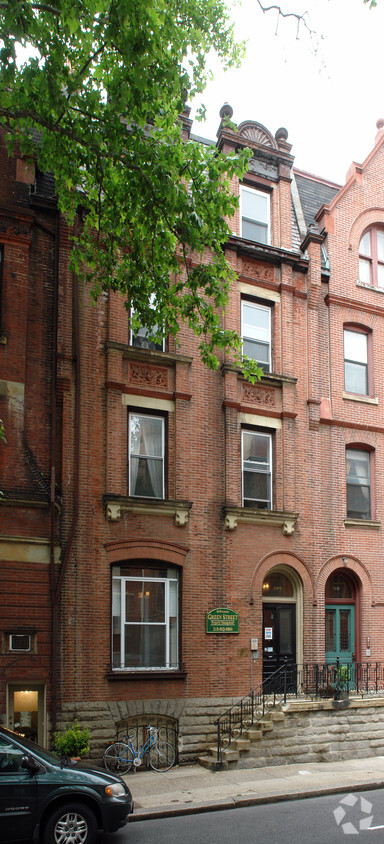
[359,227,384,287]
[112,565,179,669]
[241,300,271,371]
[9,634,31,652]
[240,186,270,244]
[130,296,165,351]
[128,413,165,498]
[344,328,369,395]
[346,448,371,520]
[242,430,272,509]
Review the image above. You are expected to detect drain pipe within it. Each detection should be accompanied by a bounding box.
[51,213,81,735]
[50,210,60,736]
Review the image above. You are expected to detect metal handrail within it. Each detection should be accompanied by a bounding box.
[213,660,384,766]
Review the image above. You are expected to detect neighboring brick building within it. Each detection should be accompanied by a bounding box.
[1,109,384,760]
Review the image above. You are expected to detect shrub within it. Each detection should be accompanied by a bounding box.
[52,720,91,759]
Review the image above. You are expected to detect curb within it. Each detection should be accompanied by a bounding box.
[128,778,384,823]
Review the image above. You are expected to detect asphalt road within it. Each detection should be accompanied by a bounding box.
[100,789,384,844]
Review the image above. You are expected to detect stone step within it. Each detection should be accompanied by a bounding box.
[198,755,229,771]
[233,738,251,751]
[244,728,263,741]
[259,720,274,732]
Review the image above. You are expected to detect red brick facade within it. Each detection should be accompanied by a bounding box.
[1,114,384,757]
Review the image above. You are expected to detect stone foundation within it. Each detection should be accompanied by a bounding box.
[56,696,239,764]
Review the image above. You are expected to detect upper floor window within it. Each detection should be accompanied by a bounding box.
[241,300,271,372]
[242,430,272,509]
[240,186,270,245]
[130,296,165,351]
[346,447,371,520]
[112,564,179,670]
[128,412,165,499]
[359,227,384,287]
[344,328,369,395]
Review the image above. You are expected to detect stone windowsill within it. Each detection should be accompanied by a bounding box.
[106,669,188,681]
[106,341,193,367]
[344,518,381,530]
[104,495,192,526]
[342,391,378,406]
[223,506,298,534]
[221,364,297,387]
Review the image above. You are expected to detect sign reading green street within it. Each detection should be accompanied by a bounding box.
[206,607,239,634]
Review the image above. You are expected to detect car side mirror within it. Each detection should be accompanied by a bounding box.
[21,755,43,774]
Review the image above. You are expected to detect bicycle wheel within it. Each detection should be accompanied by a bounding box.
[104,742,134,774]
[149,740,175,772]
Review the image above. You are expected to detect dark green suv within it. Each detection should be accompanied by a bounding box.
[0,726,133,843]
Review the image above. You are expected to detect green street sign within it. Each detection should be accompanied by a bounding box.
[206,607,239,634]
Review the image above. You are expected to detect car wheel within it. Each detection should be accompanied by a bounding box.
[43,802,97,844]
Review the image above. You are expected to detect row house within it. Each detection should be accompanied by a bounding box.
[1,108,384,760]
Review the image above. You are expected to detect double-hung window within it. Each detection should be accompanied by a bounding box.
[129,413,165,499]
[344,328,369,395]
[359,227,384,287]
[112,565,179,670]
[240,186,270,244]
[346,448,371,520]
[242,430,272,509]
[241,300,271,371]
[130,295,165,351]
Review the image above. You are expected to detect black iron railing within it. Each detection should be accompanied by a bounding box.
[214,660,384,765]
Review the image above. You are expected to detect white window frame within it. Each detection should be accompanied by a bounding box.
[112,568,179,670]
[346,448,371,521]
[128,412,165,499]
[240,186,270,245]
[343,328,369,396]
[9,634,31,652]
[241,300,271,371]
[242,430,272,509]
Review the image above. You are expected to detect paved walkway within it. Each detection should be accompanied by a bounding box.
[125,756,384,822]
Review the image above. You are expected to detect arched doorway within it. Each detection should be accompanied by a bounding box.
[262,567,302,681]
[325,570,356,665]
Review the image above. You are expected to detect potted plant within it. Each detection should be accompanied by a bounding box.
[52,720,91,762]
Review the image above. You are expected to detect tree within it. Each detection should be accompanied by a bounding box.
[0,0,262,377]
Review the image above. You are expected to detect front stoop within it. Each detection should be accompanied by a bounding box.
[198,707,285,771]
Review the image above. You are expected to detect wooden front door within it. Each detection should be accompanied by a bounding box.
[263,603,296,681]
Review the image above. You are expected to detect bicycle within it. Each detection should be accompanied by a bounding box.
[103,726,175,773]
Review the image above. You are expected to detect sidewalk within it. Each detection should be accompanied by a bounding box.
[125,756,384,822]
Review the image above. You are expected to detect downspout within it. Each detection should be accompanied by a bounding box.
[50,210,60,736]
[51,213,81,735]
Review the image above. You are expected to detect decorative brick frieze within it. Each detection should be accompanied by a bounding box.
[241,382,276,406]
[127,361,168,389]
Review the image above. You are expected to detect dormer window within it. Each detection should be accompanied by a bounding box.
[359,227,384,287]
[240,186,270,245]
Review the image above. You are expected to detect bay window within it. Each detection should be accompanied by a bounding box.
[112,565,179,670]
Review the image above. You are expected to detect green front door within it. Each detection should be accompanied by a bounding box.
[325,605,355,664]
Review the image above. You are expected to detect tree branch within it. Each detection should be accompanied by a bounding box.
[256,0,312,37]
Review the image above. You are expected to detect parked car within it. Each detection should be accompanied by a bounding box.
[0,725,133,843]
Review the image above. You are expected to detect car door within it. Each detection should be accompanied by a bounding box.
[0,734,38,841]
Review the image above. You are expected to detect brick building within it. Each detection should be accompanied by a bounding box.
[1,108,384,760]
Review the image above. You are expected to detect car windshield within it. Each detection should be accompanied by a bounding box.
[8,731,59,765]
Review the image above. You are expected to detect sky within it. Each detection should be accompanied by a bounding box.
[191,0,384,186]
